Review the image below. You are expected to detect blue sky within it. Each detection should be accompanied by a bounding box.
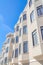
[0,0,27,52]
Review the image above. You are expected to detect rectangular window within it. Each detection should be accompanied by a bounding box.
[16,26,19,31]
[20,17,22,23]
[32,30,38,46]
[19,44,21,54]
[37,5,43,16]
[11,38,15,43]
[23,14,27,20]
[23,41,28,53]
[30,10,34,22]
[16,36,19,43]
[12,50,14,58]
[41,26,43,40]
[23,25,27,34]
[29,0,32,7]
[15,48,18,58]
[6,47,8,53]
[19,28,21,36]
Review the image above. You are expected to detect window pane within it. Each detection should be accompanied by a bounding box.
[6,47,8,53]
[30,10,34,22]
[19,44,21,54]
[29,0,32,7]
[16,26,19,31]
[32,30,38,46]
[12,50,14,58]
[16,36,19,43]
[15,48,18,58]
[23,14,27,20]
[37,5,43,16]
[41,26,43,40]
[23,25,27,34]
[23,41,28,53]
[19,28,21,36]
[11,38,15,43]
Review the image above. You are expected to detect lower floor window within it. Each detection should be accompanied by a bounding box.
[23,41,28,53]
[15,48,18,58]
[41,26,43,40]
[32,30,38,46]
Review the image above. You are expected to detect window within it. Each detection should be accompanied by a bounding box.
[11,38,15,43]
[41,26,43,40]
[19,28,21,36]
[15,48,18,58]
[23,25,27,34]
[20,17,22,23]
[29,0,32,7]
[32,30,38,46]
[23,14,27,20]
[6,47,8,53]
[19,44,21,54]
[23,41,28,53]
[5,57,7,64]
[37,5,43,16]
[30,10,34,22]
[16,26,19,31]
[16,36,19,43]
[7,38,10,43]
[12,50,14,58]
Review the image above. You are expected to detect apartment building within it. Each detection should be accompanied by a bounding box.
[11,0,43,65]
[1,33,14,65]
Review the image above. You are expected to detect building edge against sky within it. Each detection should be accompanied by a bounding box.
[0,0,43,65]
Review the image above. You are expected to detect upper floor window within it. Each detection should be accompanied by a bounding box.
[16,26,19,31]
[20,17,22,23]
[16,36,19,43]
[12,50,14,58]
[6,47,8,53]
[23,25,27,34]
[15,48,18,58]
[7,38,10,43]
[37,5,43,16]
[11,38,15,44]
[19,28,21,36]
[29,0,32,7]
[19,44,21,54]
[23,14,27,21]
[23,41,28,53]
[32,30,38,46]
[40,26,43,40]
[30,10,34,22]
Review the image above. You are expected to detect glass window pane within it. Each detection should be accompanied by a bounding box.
[32,30,38,46]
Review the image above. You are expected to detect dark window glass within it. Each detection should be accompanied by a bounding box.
[23,14,27,20]
[6,47,8,53]
[23,25,27,34]
[37,5,43,16]
[29,0,32,7]
[23,41,28,53]
[12,50,14,58]
[15,48,18,58]
[41,26,43,40]
[19,28,21,36]
[30,10,34,22]
[19,44,21,54]
[16,36,19,43]
[32,30,38,46]
[16,26,19,31]
[11,38,15,43]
